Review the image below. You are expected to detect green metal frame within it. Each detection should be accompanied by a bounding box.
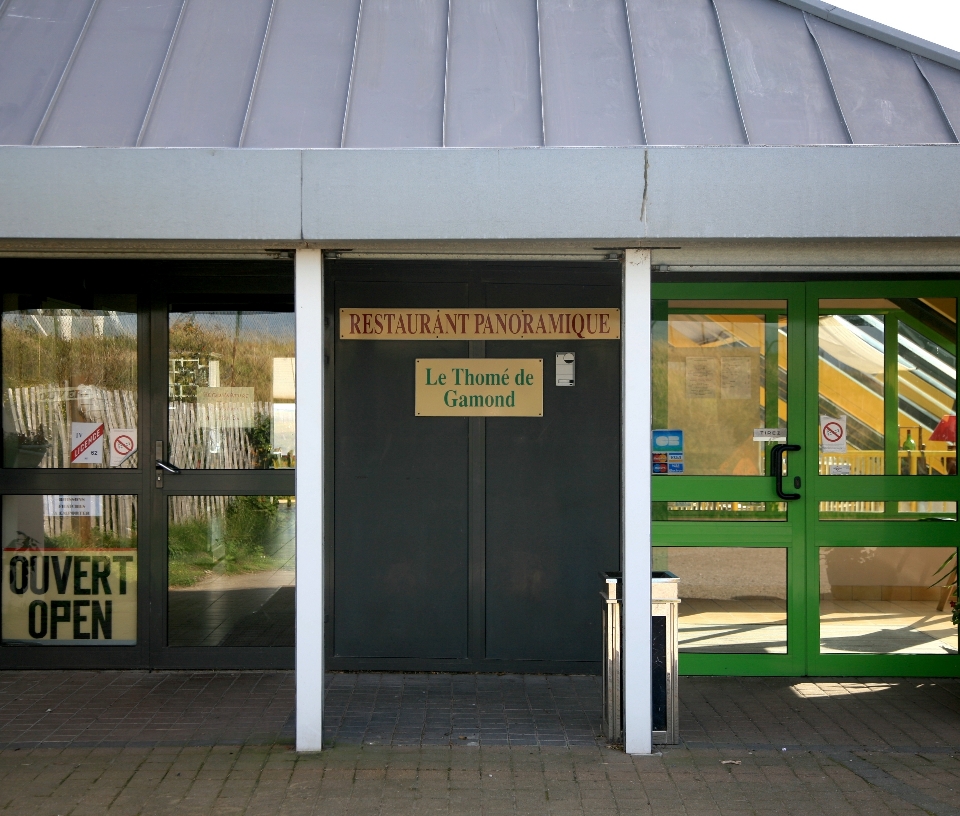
[652,280,960,677]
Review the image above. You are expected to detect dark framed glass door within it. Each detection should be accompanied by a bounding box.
[0,263,149,668]
[0,260,295,670]
[149,270,295,668]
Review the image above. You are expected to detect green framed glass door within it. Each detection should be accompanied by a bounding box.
[652,280,959,677]
[807,281,958,676]
[652,283,807,675]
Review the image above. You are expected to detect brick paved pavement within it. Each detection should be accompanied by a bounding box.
[0,672,958,814]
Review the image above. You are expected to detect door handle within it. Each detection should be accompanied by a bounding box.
[155,440,181,488]
[771,444,801,501]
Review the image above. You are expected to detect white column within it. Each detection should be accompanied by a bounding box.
[295,248,325,751]
[623,248,652,755]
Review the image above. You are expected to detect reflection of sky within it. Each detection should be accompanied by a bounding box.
[170,312,294,342]
[273,404,295,454]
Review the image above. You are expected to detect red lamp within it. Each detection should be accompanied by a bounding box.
[928,414,957,443]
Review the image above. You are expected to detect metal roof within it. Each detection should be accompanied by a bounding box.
[1,0,958,148]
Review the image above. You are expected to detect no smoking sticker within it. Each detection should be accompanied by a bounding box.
[820,415,847,453]
[109,429,137,467]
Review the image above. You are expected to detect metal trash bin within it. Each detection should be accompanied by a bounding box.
[652,570,680,744]
[601,572,622,743]
[601,571,680,746]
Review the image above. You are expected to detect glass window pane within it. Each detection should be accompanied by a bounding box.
[652,301,787,476]
[654,547,787,653]
[819,297,957,477]
[819,501,957,520]
[819,546,958,654]
[653,501,787,521]
[818,311,885,475]
[2,296,138,469]
[167,495,295,646]
[2,495,137,644]
[896,306,956,477]
[169,306,295,469]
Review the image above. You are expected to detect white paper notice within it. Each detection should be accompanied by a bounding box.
[721,357,752,400]
[828,464,851,475]
[685,358,719,399]
[820,415,848,453]
[43,494,103,517]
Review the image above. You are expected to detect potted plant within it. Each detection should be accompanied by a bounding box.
[932,551,958,626]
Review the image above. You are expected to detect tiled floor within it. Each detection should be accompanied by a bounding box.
[323,673,602,748]
[2,672,960,815]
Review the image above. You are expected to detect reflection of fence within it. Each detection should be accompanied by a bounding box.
[5,385,137,468]
[169,402,268,469]
[4,387,270,470]
[168,495,229,526]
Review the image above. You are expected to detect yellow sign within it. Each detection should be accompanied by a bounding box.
[2,548,137,644]
[341,308,620,340]
[416,359,543,416]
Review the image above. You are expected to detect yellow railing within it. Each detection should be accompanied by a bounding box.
[818,449,956,476]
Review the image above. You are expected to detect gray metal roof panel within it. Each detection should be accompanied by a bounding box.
[806,15,955,145]
[538,0,644,147]
[443,0,542,148]
[37,0,182,147]
[778,0,960,73]
[714,0,847,145]
[915,56,960,141]
[628,0,746,145]
[140,0,273,147]
[1,0,958,149]
[342,0,448,148]
[242,0,360,148]
[0,0,95,145]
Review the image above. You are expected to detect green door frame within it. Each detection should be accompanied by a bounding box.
[652,279,959,677]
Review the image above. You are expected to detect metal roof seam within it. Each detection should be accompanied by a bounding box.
[621,0,647,146]
[31,0,100,146]
[239,0,278,148]
[710,0,750,145]
[803,11,853,144]
[340,0,364,148]
[777,0,960,73]
[535,0,546,147]
[136,0,189,148]
[913,55,960,143]
[441,0,451,148]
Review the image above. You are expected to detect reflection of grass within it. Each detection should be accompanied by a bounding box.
[168,496,282,587]
[42,529,136,550]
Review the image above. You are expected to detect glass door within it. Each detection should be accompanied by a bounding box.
[653,280,960,677]
[0,268,148,667]
[652,283,806,676]
[150,274,296,668]
[808,282,959,675]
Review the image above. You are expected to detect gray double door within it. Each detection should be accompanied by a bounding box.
[328,262,622,673]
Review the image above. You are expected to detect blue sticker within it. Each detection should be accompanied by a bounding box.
[667,462,685,474]
[652,429,683,453]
